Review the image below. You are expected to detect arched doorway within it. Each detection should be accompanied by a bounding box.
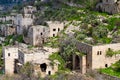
[40,63,47,72]
[75,55,80,70]
[98,6,102,12]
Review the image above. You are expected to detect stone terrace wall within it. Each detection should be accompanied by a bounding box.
[96,0,120,14]
[101,73,120,80]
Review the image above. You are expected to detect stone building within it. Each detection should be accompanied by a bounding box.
[24,25,49,46]
[23,21,65,46]
[32,59,59,77]
[0,15,15,23]
[0,37,5,45]
[46,21,64,37]
[0,24,6,36]
[4,24,16,36]
[96,0,120,14]
[0,24,16,36]
[14,14,34,35]
[2,46,18,74]
[23,6,36,14]
[3,46,59,77]
[14,6,36,35]
[73,42,120,74]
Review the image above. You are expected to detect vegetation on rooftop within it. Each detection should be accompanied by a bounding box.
[20,62,34,78]
[106,48,120,57]
[44,36,60,48]
[49,52,66,71]
[33,0,120,45]
[1,0,120,79]
[4,35,24,46]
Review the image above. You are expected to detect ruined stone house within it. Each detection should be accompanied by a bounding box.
[96,0,120,14]
[14,6,36,35]
[73,42,120,74]
[24,25,49,46]
[3,46,59,77]
[14,14,34,35]
[31,59,59,77]
[0,15,15,23]
[23,6,36,14]
[4,25,16,36]
[0,24,16,36]
[46,21,64,37]
[2,46,18,74]
[23,21,65,46]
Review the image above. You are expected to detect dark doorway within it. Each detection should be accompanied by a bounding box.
[53,34,55,37]
[40,63,47,72]
[75,55,80,69]
[48,71,51,75]
[105,64,108,67]
[98,6,102,12]
[42,39,44,44]
[14,59,19,73]
[100,0,102,2]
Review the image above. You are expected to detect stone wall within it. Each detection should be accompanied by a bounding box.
[14,14,34,35]
[32,25,49,46]
[92,43,120,69]
[24,25,49,46]
[46,21,64,37]
[0,15,15,23]
[23,6,36,14]
[18,47,59,64]
[76,42,120,73]
[102,0,117,4]
[0,24,16,36]
[76,42,92,70]
[96,0,120,14]
[5,25,16,36]
[23,21,65,46]
[3,47,18,74]
[101,73,120,80]
[33,62,58,77]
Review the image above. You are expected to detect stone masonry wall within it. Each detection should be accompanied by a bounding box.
[76,42,92,71]
[3,47,18,74]
[101,73,120,80]
[77,42,120,73]
[96,0,120,14]
[92,43,120,69]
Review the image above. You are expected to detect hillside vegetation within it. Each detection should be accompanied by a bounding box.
[1,0,120,79]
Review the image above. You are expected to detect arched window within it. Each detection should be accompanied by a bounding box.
[40,63,47,72]
[105,64,108,67]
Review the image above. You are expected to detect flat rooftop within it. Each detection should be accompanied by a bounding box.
[19,48,48,54]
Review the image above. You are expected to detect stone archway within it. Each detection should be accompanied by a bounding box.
[73,54,87,73]
[75,55,80,70]
[40,63,47,72]
[73,55,80,70]
[98,6,102,12]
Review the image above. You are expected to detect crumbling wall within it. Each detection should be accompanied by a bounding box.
[96,1,120,14]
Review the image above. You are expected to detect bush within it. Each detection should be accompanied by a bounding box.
[106,48,120,57]
[49,52,66,70]
[99,61,120,78]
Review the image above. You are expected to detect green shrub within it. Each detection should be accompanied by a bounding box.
[106,48,120,57]
[100,61,120,78]
[49,52,65,70]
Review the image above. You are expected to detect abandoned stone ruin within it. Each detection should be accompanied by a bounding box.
[96,0,120,14]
